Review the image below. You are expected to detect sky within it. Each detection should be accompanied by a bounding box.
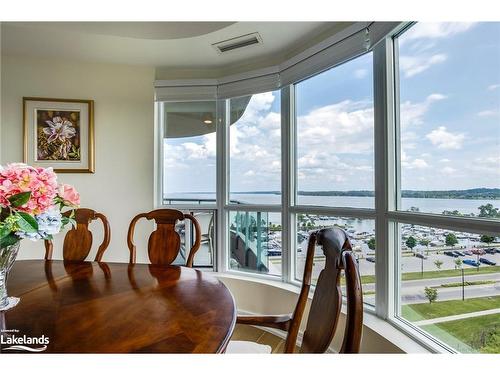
[164,22,500,195]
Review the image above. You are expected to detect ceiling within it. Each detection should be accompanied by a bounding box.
[1,22,353,77]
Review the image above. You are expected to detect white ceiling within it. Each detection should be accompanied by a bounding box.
[1,22,353,77]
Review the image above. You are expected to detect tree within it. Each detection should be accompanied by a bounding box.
[480,234,495,245]
[478,203,500,219]
[454,258,463,270]
[405,236,417,251]
[367,237,376,250]
[420,238,431,255]
[424,287,438,304]
[434,260,443,270]
[445,233,458,247]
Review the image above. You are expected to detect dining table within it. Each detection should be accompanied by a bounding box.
[0,260,236,353]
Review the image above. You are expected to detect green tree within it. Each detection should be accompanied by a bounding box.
[424,287,438,304]
[434,260,443,270]
[445,233,458,247]
[420,238,431,255]
[454,258,463,270]
[478,203,500,219]
[405,236,417,251]
[480,234,495,245]
[367,237,376,250]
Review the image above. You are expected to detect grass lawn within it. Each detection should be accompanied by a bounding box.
[402,265,500,281]
[402,295,500,322]
[358,265,500,285]
[421,314,500,353]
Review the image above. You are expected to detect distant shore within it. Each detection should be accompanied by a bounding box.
[214,188,500,200]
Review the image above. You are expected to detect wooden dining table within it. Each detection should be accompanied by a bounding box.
[0,260,236,353]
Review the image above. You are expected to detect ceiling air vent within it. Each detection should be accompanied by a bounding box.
[212,32,263,54]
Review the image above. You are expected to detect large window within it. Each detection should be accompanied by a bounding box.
[397,22,500,218]
[162,101,217,204]
[296,52,374,208]
[393,22,500,353]
[229,92,281,205]
[158,21,500,353]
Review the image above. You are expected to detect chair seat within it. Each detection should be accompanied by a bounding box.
[226,340,272,354]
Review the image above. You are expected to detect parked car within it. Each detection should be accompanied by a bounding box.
[463,259,480,267]
[453,250,465,257]
[485,248,497,255]
[479,257,497,266]
[416,253,427,259]
[444,251,458,257]
[463,250,473,256]
[366,257,376,263]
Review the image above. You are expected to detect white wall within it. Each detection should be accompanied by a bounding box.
[1,55,156,263]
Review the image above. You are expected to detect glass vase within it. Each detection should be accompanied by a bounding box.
[0,241,20,309]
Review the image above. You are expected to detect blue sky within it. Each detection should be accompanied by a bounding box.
[164,22,500,195]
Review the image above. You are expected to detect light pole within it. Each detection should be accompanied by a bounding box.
[461,265,465,301]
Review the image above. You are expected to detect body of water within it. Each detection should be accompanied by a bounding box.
[165,192,498,217]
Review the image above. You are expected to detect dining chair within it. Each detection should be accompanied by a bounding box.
[227,227,363,353]
[44,208,111,262]
[127,209,201,267]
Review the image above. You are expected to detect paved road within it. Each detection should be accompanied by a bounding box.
[361,273,500,305]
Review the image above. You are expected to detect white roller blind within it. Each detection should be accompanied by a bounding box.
[217,71,280,99]
[280,28,370,86]
[155,83,217,101]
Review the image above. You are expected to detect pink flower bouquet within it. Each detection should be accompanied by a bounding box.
[0,163,80,247]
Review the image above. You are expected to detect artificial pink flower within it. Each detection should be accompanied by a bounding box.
[58,184,80,207]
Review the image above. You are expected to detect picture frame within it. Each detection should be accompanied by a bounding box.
[23,97,95,173]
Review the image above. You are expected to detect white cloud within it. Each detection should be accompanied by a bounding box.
[354,69,368,79]
[442,166,457,175]
[400,93,447,128]
[477,109,499,117]
[399,54,447,78]
[426,126,465,149]
[439,158,451,163]
[402,22,476,41]
[488,84,500,91]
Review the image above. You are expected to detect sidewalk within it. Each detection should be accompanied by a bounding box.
[414,307,500,326]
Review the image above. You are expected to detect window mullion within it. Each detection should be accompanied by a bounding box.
[373,37,397,319]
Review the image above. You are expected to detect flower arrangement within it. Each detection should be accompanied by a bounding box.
[0,163,80,248]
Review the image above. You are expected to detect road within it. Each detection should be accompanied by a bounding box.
[361,272,500,305]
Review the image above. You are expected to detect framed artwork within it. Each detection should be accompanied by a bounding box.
[23,97,95,173]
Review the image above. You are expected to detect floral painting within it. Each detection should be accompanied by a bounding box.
[36,110,81,161]
[24,98,94,173]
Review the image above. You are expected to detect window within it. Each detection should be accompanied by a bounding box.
[293,52,376,306]
[162,101,217,204]
[393,22,500,353]
[397,224,499,353]
[397,22,500,218]
[229,92,281,205]
[295,216,376,305]
[157,22,500,353]
[296,52,374,208]
[228,211,282,276]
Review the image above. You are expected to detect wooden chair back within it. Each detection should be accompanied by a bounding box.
[127,209,201,267]
[284,227,363,353]
[44,208,111,262]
